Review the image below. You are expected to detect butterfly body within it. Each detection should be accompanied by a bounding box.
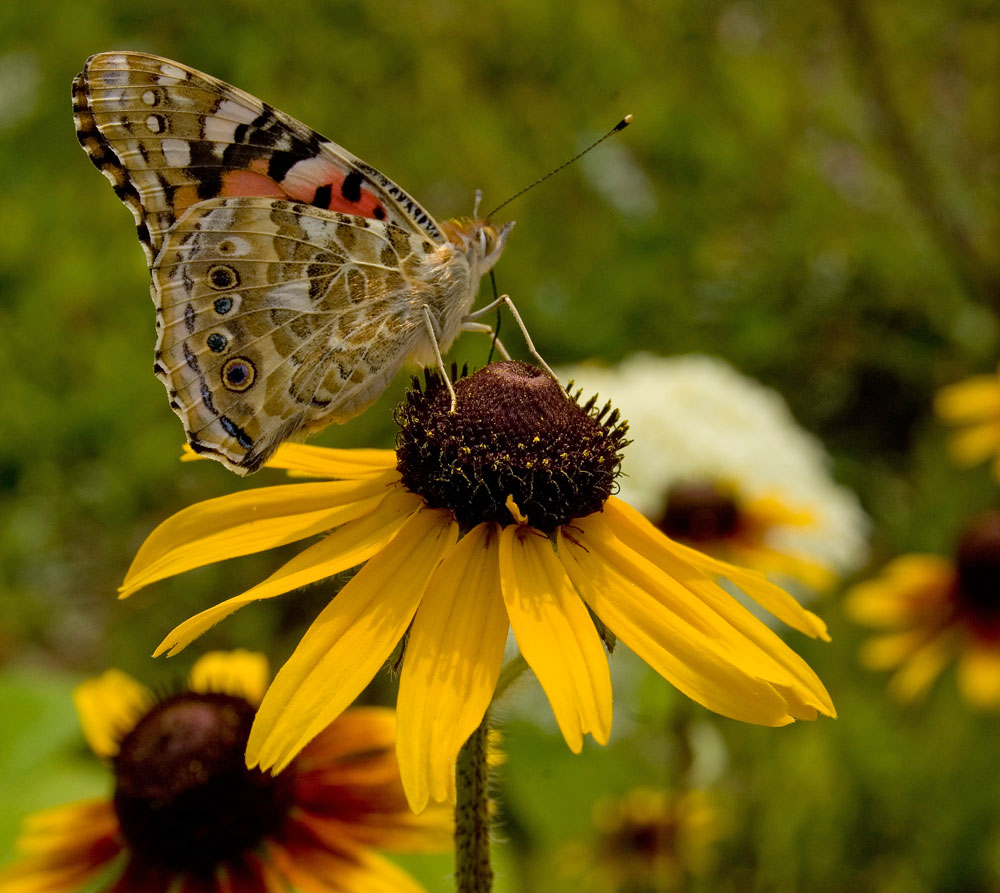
[73,52,511,473]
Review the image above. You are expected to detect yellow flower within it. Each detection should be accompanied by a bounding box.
[845,510,1000,707]
[122,362,834,814]
[0,651,449,893]
[565,787,720,892]
[936,365,1000,479]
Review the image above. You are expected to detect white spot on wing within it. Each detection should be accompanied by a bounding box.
[221,236,252,257]
[203,114,238,144]
[146,114,163,134]
[201,207,237,230]
[159,63,187,80]
[267,281,311,311]
[300,214,334,244]
[162,138,191,167]
[218,99,260,125]
[141,89,157,106]
[283,157,344,203]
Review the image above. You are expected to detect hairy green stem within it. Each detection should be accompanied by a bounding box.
[455,716,493,893]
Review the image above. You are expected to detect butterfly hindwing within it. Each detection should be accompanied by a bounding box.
[153,196,441,473]
[73,51,444,264]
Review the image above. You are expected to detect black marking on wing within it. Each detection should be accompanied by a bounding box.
[341,170,363,203]
[219,415,254,450]
[312,183,332,208]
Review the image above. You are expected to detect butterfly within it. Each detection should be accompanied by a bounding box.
[73,52,514,475]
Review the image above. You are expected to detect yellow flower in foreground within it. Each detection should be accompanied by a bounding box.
[0,651,448,893]
[936,365,1000,479]
[846,510,1000,707]
[122,362,834,814]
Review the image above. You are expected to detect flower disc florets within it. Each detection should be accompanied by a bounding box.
[395,361,629,533]
[112,692,294,872]
[953,510,1000,639]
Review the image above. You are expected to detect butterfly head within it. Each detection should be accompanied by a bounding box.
[444,219,515,278]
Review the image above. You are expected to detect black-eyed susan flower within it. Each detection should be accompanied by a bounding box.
[0,650,449,893]
[558,353,870,591]
[563,787,720,892]
[935,365,1000,479]
[121,362,835,814]
[846,510,1000,707]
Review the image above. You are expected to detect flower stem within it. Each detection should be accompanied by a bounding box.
[455,715,493,893]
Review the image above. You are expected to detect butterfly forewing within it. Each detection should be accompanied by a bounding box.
[73,51,445,262]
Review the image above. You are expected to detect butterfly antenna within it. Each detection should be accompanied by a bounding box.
[485,113,633,220]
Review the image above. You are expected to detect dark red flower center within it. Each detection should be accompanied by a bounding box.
[395,362,629,533]
[604,814,679,865]
[952,511,1000,640]
[657,482,742,544]
[112,692,295,873]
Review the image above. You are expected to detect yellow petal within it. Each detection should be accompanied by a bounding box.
[181,442,397,479]
[154,489,423,656]
[397,524,509,812]
[604,497,830,640]
[0,799,121,893]
[934,376,1000,420]
[947,421,1000,465]
[887,629,953,702]
[73,670,152,759]
[15,798,118,855]
[188,650,270,705]
[498,526,612,752]
[844,556,952,627]
[560,515,834,719]
[261,444,398,478]
[730,541,836,592]
[299,705,398,767]
[559,523,798,726]
[268,837,426,893]
[957,646,1000,708]
[120,470,397,598]
[247,508,458,774]
[858,630,929,670]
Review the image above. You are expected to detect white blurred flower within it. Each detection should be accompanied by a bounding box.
[558,353,869,591]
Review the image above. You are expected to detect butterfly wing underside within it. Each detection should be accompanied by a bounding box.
[72,51,472,473]
[154,196,446,473]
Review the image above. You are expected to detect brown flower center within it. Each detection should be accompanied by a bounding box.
[113,692,294,873]
[657,482,742,544]
[953,511,1000,640]
[395,362,629,533]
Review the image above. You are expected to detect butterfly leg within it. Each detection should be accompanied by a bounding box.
[461,321,513,361]
[463,295,558,383]
[421,305,458,412]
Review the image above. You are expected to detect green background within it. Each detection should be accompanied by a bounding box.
[1,0,999,890]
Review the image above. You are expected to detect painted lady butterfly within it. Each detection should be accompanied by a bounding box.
[73,52,513,474]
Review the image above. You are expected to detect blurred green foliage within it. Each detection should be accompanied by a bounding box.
[1,0,998,890]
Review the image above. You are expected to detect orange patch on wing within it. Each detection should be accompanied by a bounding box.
[221,170,288,198]
[327,186,386,218]
[173,184,202,214]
